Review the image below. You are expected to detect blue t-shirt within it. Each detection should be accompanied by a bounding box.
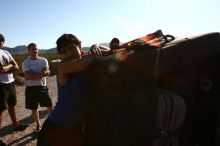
[48,72,89,127]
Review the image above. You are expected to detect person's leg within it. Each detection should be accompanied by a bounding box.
[47,107,53,114]
[8,106,28,131]
[0,111,3,127]
[0,139,6,146]
[37,119,55,146]
[39,86,53,115]
[0,112,6,146]
[8,83,28,131]
[0,86,7,145]
[32,109,41,127]
[7,82,18,127]
[8,106,18,128]
[25,86,39,131]
[0,117,5,145]
[0,83,7,128]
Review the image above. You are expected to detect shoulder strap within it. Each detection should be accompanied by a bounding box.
[118,30,175,51]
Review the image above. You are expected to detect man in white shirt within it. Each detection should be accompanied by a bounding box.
[0,34,28,145]
[22,43,53,132]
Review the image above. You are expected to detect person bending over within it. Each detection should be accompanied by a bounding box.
[37,33,110,146]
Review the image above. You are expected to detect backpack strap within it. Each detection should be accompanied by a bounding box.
[154,88,186,146]
[117,30,175,52]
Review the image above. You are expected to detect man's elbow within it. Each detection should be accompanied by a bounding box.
[10,62,19,70]
[23,75,30,80]
[14,65,19,70]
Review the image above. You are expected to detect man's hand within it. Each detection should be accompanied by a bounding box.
[40,70,50,77]
[89,44,102,59]
[0,64,14,73]
[0,65,3,73]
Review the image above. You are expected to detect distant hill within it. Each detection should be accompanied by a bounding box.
[2,45,57,55]
[2,45,28,55]
[1,45,101,55]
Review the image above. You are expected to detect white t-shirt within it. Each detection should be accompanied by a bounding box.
[22,57,49,87]
[0,49,15,83]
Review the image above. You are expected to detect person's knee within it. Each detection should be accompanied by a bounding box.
[8,105,15,108]
[47,107,53,113]
[7,106,15,111]
[31,109,38,114]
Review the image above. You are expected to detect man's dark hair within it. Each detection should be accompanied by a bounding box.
[110,38,120,44]
[56,33,81,54]
[110,37,120,49]
[0,34,5,42]
[27,43,37,51]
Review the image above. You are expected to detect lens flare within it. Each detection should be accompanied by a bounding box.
[107,50,128,74]
[115,49,128,61]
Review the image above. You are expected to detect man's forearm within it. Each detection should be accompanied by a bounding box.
[25,73,41,80]
[25,71,48,80]
[40,70,50,77]
[0,64,14,73]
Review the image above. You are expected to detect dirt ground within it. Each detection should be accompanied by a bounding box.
[1,76,58,146]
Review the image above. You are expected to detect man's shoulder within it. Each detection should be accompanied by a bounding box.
[38,56,48,61]
[22,58,31,64]
[0,49,11,55]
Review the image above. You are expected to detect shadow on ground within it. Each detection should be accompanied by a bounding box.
[0,110,48,146]
[6,131,38,146]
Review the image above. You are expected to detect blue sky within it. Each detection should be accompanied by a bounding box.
[1,0,220,49]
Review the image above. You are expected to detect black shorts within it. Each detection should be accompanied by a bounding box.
[25,86,52,110]
[0,82,17,111]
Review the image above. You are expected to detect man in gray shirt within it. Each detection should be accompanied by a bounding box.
[22,43,53,132]
[0,34,28,145]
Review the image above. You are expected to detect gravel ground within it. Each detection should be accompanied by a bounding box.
[1,76,58,146]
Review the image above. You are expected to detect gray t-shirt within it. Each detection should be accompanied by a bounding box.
[22,57,49,86]
[0,49,15,83]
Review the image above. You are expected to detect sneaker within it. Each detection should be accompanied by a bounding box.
[35,125,42,132]
[0,139,6,146]
[12,124,28,132]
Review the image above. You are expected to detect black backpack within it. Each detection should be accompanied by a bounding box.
[85,30,189,146]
